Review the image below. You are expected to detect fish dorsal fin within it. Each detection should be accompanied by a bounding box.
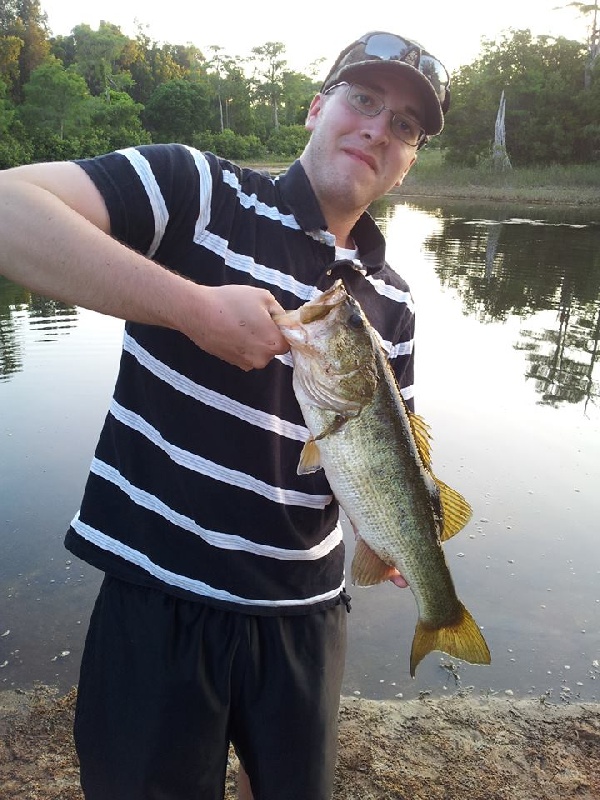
[436,479,472,541]
[406,408,472,541]
[351,536,399,586]
[297,438,322,475]
[407,412,433,470]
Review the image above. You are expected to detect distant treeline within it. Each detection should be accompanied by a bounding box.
[0,0,599,167]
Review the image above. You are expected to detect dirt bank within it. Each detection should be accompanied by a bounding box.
[1,686,599,799]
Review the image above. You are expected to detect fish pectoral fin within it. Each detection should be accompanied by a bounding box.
[409,603,491,677]
[351,537,399,586]
[437,480,473,541]
[297,438,322,475]
[298,414,355,477]
[315,412,352,441]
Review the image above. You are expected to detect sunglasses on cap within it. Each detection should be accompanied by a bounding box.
[322,31,450,115]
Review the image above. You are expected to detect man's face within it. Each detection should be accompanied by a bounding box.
[301,71,425,215]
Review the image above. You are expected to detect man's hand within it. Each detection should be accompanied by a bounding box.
[0,166,288,373]
[186,283,290,371]
[389,571,409,588]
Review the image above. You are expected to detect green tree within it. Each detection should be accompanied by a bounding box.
[0,32,22,96]
[440,57,500,166]
[123,27,182,105]
[0,0,49,101]
[576,54,600,156]
[0,0,16,29]
[279,69,316,126]
[49,32,76,67]
[124,28,208,106]
[193,128,267,160]
[561,1,599,86]
[266,124,309,157]
[0,74,14,131]
[87,89,151,151]
[443,30,595,166]
[221,61,256,135]
[143,77,210,143]
[206,45,232,132]
[18,55,90,138]
[250,41,287,131]
[0,75,32,166]
[204,50,255,134]
[71,21,130,97]
[163,42,205,78]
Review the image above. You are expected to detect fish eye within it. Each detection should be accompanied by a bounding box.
[347,312,364,329]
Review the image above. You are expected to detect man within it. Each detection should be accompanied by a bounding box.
[0,30,450,800]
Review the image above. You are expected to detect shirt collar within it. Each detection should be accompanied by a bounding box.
[276,160,388,276]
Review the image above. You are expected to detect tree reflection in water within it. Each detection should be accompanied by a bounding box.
[0,277,78,381]
[415,205,600,410]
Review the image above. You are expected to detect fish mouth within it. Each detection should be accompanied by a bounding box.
[300,278,348,312]
[301,282,348,323]
[272,281,348,332]
[299,302,337,324]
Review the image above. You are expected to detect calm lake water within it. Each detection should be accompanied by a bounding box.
[1,196,599,704]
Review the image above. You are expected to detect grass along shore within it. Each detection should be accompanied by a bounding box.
[244,151,600,206]
[400,150,600,206]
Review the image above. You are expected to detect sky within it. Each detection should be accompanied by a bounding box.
[40,0,590,75]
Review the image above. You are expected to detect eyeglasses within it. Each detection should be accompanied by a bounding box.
[324,82,426,147]
[323,32,450,116]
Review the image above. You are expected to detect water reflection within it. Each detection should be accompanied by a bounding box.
[379,198,600,411]
[427,214,599,409]
[0,276,78,381]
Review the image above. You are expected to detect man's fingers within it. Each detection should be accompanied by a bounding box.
[389,572,408,588]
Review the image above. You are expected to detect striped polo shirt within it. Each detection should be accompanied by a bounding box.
[65,144,416,615]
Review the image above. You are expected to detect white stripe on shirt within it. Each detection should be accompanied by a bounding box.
[71,513,346,608]
[109,399,332,510]
[91,457,343,559]
[116,148,169,258]
[123,332,308,441]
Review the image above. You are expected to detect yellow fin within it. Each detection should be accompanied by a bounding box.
[351,537,398,586]
[409,602,491,677]
[408,412,433,470]
[436,479,472,541]
[297,438,322,475]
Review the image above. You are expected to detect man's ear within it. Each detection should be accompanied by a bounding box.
[305,94,323,131]
[395,155,417,186]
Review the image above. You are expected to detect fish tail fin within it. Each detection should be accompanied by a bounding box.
[409,603,491,677]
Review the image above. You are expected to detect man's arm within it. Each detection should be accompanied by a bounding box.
[0,161,288,371]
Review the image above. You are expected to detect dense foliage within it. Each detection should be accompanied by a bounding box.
[0,1,598,167]
[444,30,600,166]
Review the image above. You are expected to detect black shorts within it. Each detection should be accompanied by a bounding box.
[74,576,348,800]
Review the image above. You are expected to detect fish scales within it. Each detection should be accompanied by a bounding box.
[275,280,491,676]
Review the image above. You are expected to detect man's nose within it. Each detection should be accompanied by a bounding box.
[360,110,392,143]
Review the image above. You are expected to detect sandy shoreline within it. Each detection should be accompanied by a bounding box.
[1,685,599,799]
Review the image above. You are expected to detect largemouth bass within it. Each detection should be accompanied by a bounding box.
[275,280,491,676]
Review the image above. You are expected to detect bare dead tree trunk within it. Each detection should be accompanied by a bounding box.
[492,90,512,171]
[584,1,599,89]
